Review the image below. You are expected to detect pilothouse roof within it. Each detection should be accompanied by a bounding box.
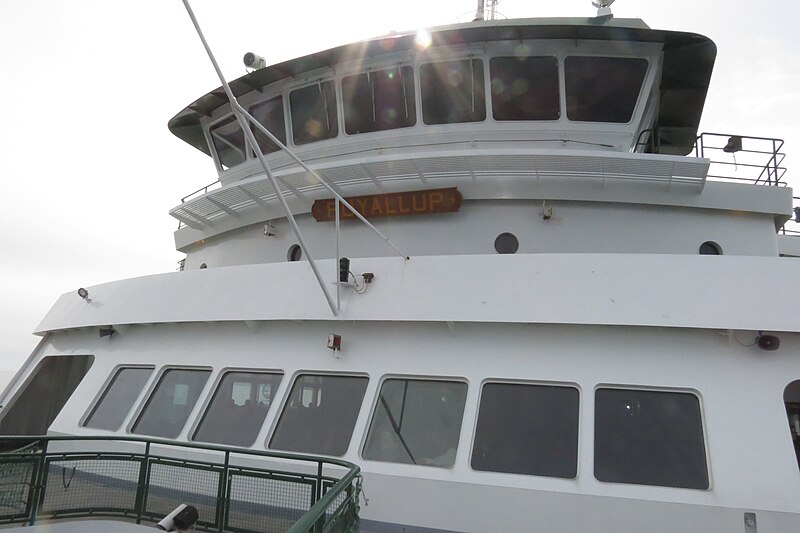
[169,16,716,157]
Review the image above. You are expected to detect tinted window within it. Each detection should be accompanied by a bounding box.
[269,374,368,456]
[490,57,559,121]
[249,96,286,155]
[0,355,94,435]
[565,57,648,123]
[595,388,708,489]
[193,372,283,447]
[342,66,416,134]
[290,81,339,145]
[784,380,800,470]
[420,59,486,125]
[132,369,211,439]
[84,367,154,430]
[209,115,247,169]
[472,383,578,478]
[363,379,467,467]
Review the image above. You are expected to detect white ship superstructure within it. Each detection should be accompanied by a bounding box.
[0,7,798,533]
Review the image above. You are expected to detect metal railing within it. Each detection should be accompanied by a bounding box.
[694,133,787,186]
[0,435,361,533]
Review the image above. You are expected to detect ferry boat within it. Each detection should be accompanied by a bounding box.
[1,1,798,531]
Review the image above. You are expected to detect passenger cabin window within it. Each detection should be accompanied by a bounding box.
[363,379,467,467]
[132,369,211,439]
[249,95,287,155]
[193,371,283,447]
[269,374,368,456]
[490,57,560,121]
[420,59,486,125]
[595,388,708,489]
[784,380,800,470]
[565,56,648,123]
[472,383,579,478]
[290,81,339,145]
[84,367,154,431]
[0,355,94,435]
[342,66,416,134]
[209,115,247,169]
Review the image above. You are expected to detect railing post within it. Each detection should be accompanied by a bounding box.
[28,438,49,525]
[216,449,230,533]
[134,441,150,524]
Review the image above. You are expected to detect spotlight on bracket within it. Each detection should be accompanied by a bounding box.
[77,288,89,300]
[243,52,266,70]
[99,326,116,339]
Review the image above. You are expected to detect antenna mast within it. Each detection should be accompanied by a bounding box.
[474,0,499,21]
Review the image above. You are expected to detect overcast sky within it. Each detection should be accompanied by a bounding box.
[0,0,797,373]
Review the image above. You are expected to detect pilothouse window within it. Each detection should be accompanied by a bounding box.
[209,115,247,169]
[249,96,287,155]
[783,380,800,470]
[490,57,560,121]
[363,379,467,467]
[565,56,648,123]
[342,66,416,134]
[290,81,339,145]
[420,59,486,125]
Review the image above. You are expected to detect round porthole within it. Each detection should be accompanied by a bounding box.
[287,244,302,262]
[494,232,519,254]
[699,241,722,255]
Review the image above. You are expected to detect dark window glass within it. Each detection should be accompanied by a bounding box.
[209,115,247,169]
[342,66,416,134]
[494,232,519,254]
[490,57,559,121]
[472,383,579,478]
[595,388,708,489]
[249,96,286,155]
[0,355,94,435]
[270,375,368,456]
[84,367,154,430]
[420,59,486,125]
[784,380,800,470]
[565,57,648,123]
[194,372,282,447]
[290,81,339,145]
[132,369,211,439]
[363,379,467,467]
[699,241,722,255]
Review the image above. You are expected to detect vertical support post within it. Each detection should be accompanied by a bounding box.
[314,461,325,533]
[335,198,341,312]
[216,450,230,533]
[28,438,49,525]
[134,440,151,524]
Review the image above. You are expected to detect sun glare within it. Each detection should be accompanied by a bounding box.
[415,29,432,48]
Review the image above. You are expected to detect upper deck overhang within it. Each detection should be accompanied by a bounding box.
[168,17,716,158]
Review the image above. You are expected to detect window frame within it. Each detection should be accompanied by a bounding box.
[469,378,581,478]
[489,55,561,122]
[593,384,711,490]
[359,374,469,469]
[287,78,340,146]
[81,365,156,431]
[190,368,285,447]
[128,366,213,438]
[206,113,250,172]
[266,370,370,457]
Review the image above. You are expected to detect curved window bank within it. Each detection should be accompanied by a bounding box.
[205,53,653,173]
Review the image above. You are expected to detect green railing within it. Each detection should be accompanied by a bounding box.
[0,435,361,533]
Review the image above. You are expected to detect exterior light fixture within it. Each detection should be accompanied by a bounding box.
[339,257,350,283]
[723,135,743,153]
[243,52,266,70]
[99,326,116,339]
[327,334,342,352]
[756,333,780,351]
[77,288,89,300]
